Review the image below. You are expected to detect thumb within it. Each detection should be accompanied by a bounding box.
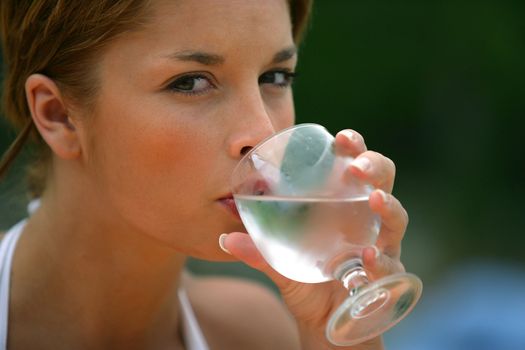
[219,232,290,287]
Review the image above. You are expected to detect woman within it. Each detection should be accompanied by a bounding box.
[0,0,409,349]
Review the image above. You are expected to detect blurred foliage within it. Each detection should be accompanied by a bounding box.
[2,0,525,286]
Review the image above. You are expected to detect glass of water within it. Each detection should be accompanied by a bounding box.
[231,123,422,346]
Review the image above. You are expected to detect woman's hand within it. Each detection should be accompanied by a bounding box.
[221,129,409,350]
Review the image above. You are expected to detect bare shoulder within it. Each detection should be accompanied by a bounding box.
[185,274,301,350]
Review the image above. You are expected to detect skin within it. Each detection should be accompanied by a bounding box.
[3,0,409,349]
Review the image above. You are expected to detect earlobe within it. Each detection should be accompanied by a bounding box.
[25,74,81,159]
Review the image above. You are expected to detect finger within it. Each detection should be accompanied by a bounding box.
[362,246,405,280]
[347,151,396,193]
[334,129,367,157]
[369,189,409,258]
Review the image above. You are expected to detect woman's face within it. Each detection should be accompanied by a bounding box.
[76,0,296,259]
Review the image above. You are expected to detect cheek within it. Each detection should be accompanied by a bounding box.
[84,103,214,239]
[265,91,296,130]
[281,99,296,129]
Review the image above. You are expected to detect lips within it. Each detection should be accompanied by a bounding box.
[219,178,271,221]
[218,195,241,221]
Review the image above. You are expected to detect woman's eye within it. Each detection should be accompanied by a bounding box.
[259,70,297,88]
[167,74,214,95]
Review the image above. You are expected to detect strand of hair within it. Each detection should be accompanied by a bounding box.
[0,119,33,180]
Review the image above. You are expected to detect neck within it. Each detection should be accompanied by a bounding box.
[9,191,188,350]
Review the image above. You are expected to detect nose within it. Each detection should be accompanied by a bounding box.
[227,89,277,159]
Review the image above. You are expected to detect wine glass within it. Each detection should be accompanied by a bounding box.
[231,123,422,346]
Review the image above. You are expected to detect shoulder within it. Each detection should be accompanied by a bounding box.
[185,274,301,350]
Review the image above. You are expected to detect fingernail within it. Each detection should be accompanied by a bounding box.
[341,130,357,142]
[378,189,390,205]
[351,157,371,173]
[218,233,231,254]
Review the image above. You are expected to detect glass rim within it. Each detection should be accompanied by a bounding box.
[231,123,328,180]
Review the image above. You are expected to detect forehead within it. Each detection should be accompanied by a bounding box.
[97,0,295,75]
[142,0,293,49]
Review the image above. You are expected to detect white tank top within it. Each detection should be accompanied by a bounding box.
[0,220,24,350]
[0,206,209,350]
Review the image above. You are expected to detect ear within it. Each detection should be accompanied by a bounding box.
[25,74,81,159]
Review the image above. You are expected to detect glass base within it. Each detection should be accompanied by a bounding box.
[326,273,422,346]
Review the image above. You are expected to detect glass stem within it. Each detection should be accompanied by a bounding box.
[334,259,369,297]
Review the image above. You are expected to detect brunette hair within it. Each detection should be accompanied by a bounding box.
[0,0,313,197]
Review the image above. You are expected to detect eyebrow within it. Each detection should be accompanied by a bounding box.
[272,46,297,64]
[167,50,225,65]
[164,46,297,66]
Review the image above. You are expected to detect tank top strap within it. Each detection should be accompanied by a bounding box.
[178,288,210,350]
[0,220,26,350]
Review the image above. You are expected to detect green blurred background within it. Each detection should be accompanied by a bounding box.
[1,0,525,346]
[291,0,525,285]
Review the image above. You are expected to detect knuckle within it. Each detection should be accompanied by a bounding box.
[396,202,409,231]
[364,150,380,158]
[353,132,367,149]
[402,207,409,227]
[386,156,396,175]
[366,152,395,173]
